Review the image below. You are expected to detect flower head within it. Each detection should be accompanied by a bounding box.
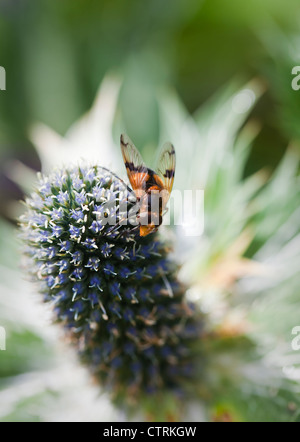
[20,164,201,402]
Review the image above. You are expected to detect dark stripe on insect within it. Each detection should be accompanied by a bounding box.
[145,211,162,225]
[145,169,160,187]
[125,162,147,173]
[145,193,163,210]
[163,169,175,178]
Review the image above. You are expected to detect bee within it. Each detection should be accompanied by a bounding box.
[120,134,176,237]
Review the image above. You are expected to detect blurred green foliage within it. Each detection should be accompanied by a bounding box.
[1,0,300,152]
[0,0,300,221]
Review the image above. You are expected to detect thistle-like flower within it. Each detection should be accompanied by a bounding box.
[9,75,300,422]
[20,163,201,407]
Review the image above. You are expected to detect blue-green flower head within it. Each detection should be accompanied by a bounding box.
[20,164,201,402]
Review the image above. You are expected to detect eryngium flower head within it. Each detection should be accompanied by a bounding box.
[20,164,201,403]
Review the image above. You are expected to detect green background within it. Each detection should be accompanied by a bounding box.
[0,0,300,220]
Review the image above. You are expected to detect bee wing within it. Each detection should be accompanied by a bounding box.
[120,134,148,190]
[155,141,176,204]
